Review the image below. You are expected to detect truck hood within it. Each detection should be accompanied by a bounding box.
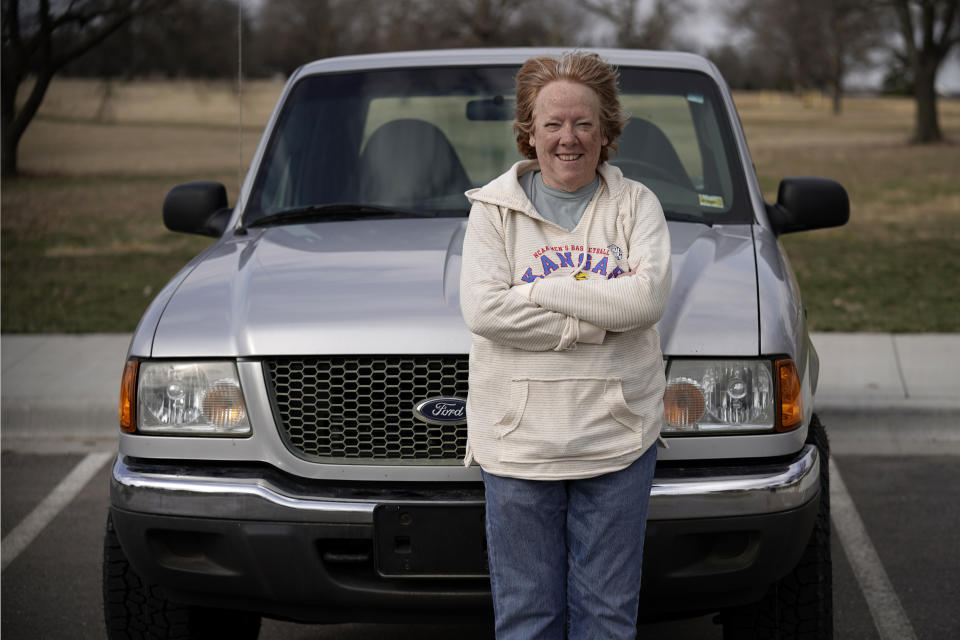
[658,223,758,356]
[149,219,757,357]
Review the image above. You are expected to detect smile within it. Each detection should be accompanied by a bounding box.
[557,154,582,161]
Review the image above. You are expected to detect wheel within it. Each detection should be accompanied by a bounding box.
[721,414,833,639]
[102,514,261,640]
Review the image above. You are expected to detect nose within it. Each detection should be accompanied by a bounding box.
[559,123,577,145]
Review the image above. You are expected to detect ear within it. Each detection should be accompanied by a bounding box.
[602,134,609,146]
[529,132,536,148]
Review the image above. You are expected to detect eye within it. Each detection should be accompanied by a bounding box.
[544,122,561,130]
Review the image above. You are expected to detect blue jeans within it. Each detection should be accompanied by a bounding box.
[481,445,657,640]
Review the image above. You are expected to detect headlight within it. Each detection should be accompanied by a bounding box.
[129,361,251,436]
[663,359,797,435]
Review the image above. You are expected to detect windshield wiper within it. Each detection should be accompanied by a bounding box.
[243,203,455,229]
[664,211,714,226]
[246,203,707,230]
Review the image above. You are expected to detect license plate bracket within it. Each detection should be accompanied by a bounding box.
[374,504,487,578]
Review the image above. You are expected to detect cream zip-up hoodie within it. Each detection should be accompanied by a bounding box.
[460,160,672,480]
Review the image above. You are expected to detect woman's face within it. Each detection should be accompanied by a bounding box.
[529,80,608,192]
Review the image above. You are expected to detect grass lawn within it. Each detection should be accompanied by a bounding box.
[2,79,277,333]
[2,79,958,333]
[735,92,960,332]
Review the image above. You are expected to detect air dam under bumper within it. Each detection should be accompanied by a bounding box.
[109,445,821,622]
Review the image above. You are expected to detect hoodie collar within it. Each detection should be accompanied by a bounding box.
[466,160,628,219]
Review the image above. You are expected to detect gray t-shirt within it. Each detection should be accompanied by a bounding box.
[520,170,600,232]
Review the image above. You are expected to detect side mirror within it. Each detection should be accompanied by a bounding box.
[162,182,232,237]
[767,176,849,235]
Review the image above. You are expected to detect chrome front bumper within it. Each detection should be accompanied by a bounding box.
[111,444,820,522]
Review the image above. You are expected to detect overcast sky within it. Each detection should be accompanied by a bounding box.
[671,0,960,92]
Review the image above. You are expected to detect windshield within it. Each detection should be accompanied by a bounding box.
[245,65,751,225]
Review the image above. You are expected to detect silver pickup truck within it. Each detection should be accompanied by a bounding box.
[104,48,849,639]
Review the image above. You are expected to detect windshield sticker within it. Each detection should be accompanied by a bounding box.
[687,93,704,104]
[698,194,724,208]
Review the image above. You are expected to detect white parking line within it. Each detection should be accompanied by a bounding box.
[1,451,114,572]
[830,459,917,640]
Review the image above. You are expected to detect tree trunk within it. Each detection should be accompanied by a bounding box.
[830,13,844,116]
[831,80,842,115]
[1,71,55,177]
[1,79,18,177]
[1,0,170,177]
[1,128,18,177]
[913,55,943,143]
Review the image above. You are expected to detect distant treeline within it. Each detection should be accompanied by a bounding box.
[4,0,956,178]
[54,0,911,95]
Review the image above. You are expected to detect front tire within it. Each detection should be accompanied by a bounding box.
[102,514,261,640]
[721,414,833,639]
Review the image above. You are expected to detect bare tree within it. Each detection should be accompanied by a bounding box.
[728,0,888,112]
[250,0,576,72]
[582,0,690,49]
[252,0,342,76]
[1,0,173,177]
[889,0,959,142]
[368,0,573,51]
[821,0,890,114]
[442,0,569,46]
[64,0,245,79]
[728,0,827,93]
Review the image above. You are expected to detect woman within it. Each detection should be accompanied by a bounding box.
[459,51,672,639]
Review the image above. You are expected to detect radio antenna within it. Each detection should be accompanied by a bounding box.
[237,0,243,195]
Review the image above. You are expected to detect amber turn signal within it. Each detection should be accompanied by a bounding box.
[663,379,706,428]
[119,360,138,433]
[775,358,802,432]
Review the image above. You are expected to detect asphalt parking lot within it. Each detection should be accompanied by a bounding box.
[3,410,958,639]
[2,334,959,638]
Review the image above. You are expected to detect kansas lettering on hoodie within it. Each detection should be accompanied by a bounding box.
[460,160,672,480]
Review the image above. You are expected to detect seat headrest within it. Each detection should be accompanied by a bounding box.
[358,119,471,206]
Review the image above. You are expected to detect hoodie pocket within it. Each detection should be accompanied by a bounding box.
[495,377,643,464]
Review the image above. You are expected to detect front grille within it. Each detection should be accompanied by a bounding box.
[265,355,468,462]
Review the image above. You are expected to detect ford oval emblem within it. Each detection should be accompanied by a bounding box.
[414,396,467,425]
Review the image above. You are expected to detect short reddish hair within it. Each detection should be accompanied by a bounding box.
[514,52,626,164]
